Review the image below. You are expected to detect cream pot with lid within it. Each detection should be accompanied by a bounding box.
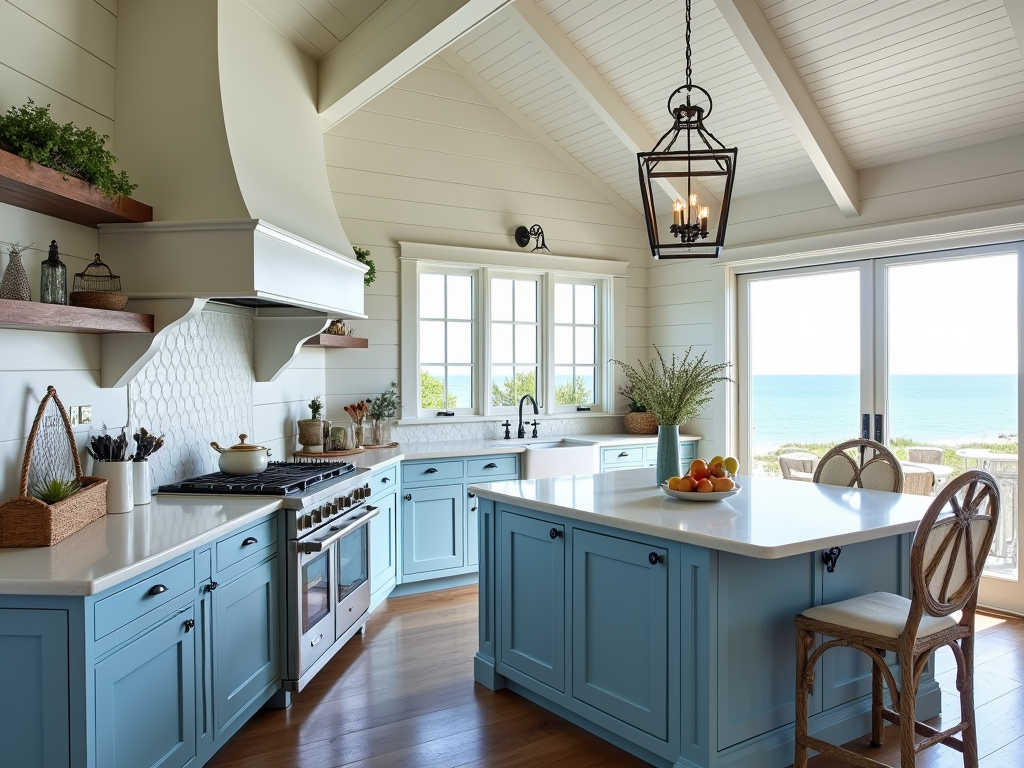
[210,434,273,474]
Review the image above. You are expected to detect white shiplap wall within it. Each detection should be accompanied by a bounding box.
[241,0,387,61]
[322,56,651,428]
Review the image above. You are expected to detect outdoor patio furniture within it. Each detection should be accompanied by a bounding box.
[779,451,819,482]
[908,446,943,464]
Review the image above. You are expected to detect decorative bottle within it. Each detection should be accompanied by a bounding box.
[40,240,67,305]
[0,244,32,301]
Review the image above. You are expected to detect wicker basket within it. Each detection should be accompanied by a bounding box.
[0,386,107,547]
[623,411,659,435]
[69,290,129,310]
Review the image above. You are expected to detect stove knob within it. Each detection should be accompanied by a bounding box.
[363,484,371,497]
[343,495,353,508]
[330,502,339,516]
[312,507,322,524]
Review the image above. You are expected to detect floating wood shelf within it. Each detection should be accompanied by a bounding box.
[0,298,154,334]
[303,334,369,348]
[0,149,153,228]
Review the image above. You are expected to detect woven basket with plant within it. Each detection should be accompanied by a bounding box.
[619,384,658,434]
[0,386,106,547]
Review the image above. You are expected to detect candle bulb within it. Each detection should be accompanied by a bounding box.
[700,207,709,231]
[672,198,684,226]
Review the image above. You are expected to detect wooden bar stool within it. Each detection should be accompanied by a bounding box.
[813,439,904,493]
[794,469,1001,768]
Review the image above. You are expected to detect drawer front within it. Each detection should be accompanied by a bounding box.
[466,455,518,480]
[369,465,399,499]
[643,442,697,463]
[95,557,195,640]
[215,517,276,575]
[402,459,464,484]
[602,447,644,466]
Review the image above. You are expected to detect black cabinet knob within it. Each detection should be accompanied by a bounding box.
[184,618,195,633]
[425,467,438,474]
[148,584,168,596]
[204,581,219,592]
[404,493,412,501]
[242,536,258,546]
[822,546,842,573]
[549,528,562,539]
[619,451,629,457]
[484,462,498,469]
[471,506,478,512]
[467,492,476,498]
[648,552,663,565]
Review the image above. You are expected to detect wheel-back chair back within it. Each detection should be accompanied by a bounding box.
[794,469,1001,768]
[813,438,904,493]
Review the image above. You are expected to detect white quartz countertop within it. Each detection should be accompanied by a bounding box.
[0,496,282,596]
[469,469,934,559]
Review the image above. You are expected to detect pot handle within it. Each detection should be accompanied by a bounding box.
[210,442,225,453]
[267,448,273,457]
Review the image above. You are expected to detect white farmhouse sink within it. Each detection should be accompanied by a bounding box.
[515,440,599,480]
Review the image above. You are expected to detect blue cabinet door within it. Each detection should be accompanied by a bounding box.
[94,606,197,768]
[213,556,280,734]
[571,530,669,740]
[370,490,398,605]
[195,580,215,758]
[402,483,464,575]
[0,609,70,768]
[499,511,565,692]
[467,490,479,567]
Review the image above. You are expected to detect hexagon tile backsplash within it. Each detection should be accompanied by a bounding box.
[130,311,253,487]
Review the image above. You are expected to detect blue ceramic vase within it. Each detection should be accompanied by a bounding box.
[656,424,680,486]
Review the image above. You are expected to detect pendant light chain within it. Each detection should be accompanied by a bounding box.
[685,0,693,89]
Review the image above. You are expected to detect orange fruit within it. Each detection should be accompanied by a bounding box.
[696,478,714,493]
[678,476,697,492]
[667,476,682,491]
[708,461,726,478]
[711,477,735,492]
[688,459,710,480]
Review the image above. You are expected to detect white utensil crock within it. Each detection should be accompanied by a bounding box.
[133,460,152,505]
[93,460,134,514]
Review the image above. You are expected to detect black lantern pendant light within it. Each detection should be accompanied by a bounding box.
[637,0,737,259]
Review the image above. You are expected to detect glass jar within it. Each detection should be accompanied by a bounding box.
[40,240,67,305]
[352,417,365,448]
[371,419,391,446]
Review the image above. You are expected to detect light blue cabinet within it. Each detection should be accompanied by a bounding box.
[369,489,398,610]
[402,483,465,576]
[0,608,70,768]
[571,530,669,740]
[599,439,698,472]
[94,605,197,768]
[212,556,279,735]
[498,511,565,692]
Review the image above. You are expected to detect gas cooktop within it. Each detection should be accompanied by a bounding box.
[158,461,356,496]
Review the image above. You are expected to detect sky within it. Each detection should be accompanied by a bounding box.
[749,252,1019,376]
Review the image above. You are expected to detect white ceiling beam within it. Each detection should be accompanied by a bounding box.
[318,0,513,131]
[714,0,860,217]
[1006,0,1024,59]
[508,0,712,210]
[439,50,645,225]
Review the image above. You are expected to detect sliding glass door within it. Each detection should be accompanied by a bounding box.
[739,244,1021,610]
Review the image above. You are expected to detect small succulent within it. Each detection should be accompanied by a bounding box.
[308,394,324,421]
[31,477,81,504]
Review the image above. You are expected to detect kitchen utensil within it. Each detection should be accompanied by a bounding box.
[660,482,741,502]
[210,434,272,474]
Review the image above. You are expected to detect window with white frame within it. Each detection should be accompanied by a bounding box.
[400,242,628,420]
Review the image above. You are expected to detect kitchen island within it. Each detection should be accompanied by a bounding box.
[469,470,940,768]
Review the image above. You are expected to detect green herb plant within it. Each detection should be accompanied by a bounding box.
[308,394,324,421]
[369,382,400,421]
[31,477,81,504]
[618,384,647,413]
[613,346,731,426]
[0,100,137,200]
[354,247,376,287]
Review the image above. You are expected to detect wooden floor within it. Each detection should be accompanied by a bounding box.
[207,587,1024,768]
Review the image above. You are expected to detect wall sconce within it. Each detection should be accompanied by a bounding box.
[514,225,549,252]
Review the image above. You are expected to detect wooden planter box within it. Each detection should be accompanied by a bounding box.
[0,148,152,228]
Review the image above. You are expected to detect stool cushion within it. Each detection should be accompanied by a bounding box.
[801,591,958,638]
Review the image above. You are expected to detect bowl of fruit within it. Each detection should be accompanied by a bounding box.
[661,456,741,501]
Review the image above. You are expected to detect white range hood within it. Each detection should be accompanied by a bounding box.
[96,0,367,387]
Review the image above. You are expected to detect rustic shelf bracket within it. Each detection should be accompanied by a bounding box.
[252,313,331,383]
[100,298,208,387]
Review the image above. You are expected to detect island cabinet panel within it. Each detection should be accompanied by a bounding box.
[402,483,465,575]
[571,530,669,740]
[0,608,70,768]
[195,574,215,759]
[212,556,280,735]
[94,605,197,768]
[499,511,566,692]
[466,490,479,567]
[819,536,906,711]
[717,551,818,749]
[369,490,399,609]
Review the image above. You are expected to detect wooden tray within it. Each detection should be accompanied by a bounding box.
[294,448,365,459]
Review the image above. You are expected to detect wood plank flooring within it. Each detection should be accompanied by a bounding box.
[206,587,1024,768]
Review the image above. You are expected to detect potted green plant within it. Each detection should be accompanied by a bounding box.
[619,384,658,435]
[354,246,376,287]
[298,394,324,452]
[368,382,400,445]
[613,346,731,485]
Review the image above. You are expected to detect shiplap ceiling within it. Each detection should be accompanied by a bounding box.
[242,0,388,60]
[441,0,1024,214]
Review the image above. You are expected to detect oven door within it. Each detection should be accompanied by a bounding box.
[336,505,375,638]
[295,544,336,678]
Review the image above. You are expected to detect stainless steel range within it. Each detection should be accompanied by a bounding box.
[159,461,379,692]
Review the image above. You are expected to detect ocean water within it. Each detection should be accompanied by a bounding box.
[752,375,1018,451]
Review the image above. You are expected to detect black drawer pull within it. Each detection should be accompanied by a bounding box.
[618,451,629,457]
[204,581,219,592]
[382,476,390,483]
[184,618,195,633]
[467,492,476,498]
[404,494,412,501]
[242,536,258,546]
[648,552,664,565]
[148,584,168,596]
[484,462,498,469]
[549,528,562,539]
[425,467,438,474]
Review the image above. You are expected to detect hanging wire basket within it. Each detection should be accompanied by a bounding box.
[0,386,107,547]
[70,253,129,310]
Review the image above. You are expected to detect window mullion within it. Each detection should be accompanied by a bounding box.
[541,273,554,415]
[480,267,490,417]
